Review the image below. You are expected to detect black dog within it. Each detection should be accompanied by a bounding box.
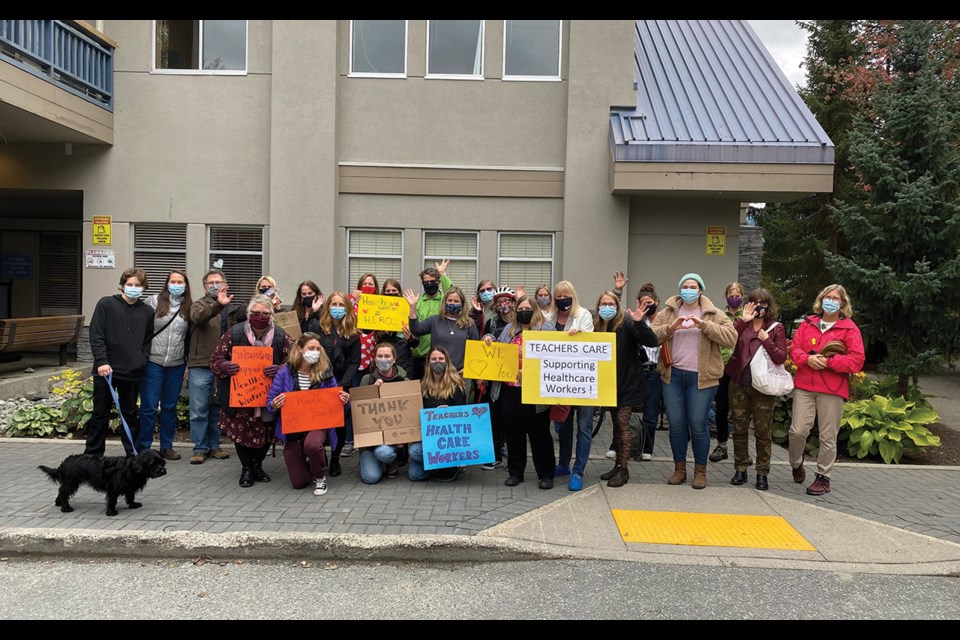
[38,450,168,516]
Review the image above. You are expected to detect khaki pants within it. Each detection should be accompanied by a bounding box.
[789,388,844,477]
[729,382,776,474]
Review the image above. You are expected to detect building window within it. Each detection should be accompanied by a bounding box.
[427,20,484,78]
[39,232,81,316]
[133,224,187,297]
[154,20,247,73]
[350,20,406,76]
[208,226,263,307]
[423,232,477,291]
[347,229,403,291]
[498,232,554,289]
[503,20,561,80]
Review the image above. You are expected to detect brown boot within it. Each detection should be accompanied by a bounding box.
[600,464,619,481]
[692,463,707,489]
[667,461,687,485]
[606,466,629,488]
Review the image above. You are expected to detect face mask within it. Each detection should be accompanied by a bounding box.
[822,298,841,314]
[679,289,700,304]
[479,290,495,304]
[249,314,271,331]
[302,350,321,365]
[536,296,551,308]
[167,284,186,297]
[301,296,314,309]
[497,303,514,316]
[422,280,439,295]
[598,306,617,321]
[645,303,657,318]
[726,296,743,309]
[329,306,346,321]
[383,290,400,297]
[754,305,768,318]
[516,309,534,325]
[361,284,376,295]
[445,303,462,316]
[429,361,447,375]
[206,283,223,298]
[259,287,272,295]
[375,357,395,372]
[123,286,143,299]
[555,297,573,312]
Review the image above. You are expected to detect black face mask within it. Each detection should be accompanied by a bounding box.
[516,309,534,325]
[645,304,657,317]
[301,296,314,309]
[555,298,573,312]
[755,305,768,318]
[422,280,440,295]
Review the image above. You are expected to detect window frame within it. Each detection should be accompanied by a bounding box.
[132,223,188,297]
[346,228,405,292]
[206,225,264,306]
[501,20,562,82]
[151,19,248,76]
[348,19,408,78]
[497,231,555,288]
[422,230,479,289]
[425,19,485,81]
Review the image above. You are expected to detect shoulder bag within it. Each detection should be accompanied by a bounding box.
[749,322,794,397]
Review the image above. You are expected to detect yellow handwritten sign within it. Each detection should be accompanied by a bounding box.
[230,346,274,408]
[356,293,410,332]
[92,216,111,245]
[521,330,617,407]
[463,340,519,383]
[706,226,726,256]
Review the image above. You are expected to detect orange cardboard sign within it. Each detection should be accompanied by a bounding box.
[230,346,274,407]
[280,387,345,434]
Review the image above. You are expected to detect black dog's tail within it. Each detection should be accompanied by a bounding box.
[38,465,60,483]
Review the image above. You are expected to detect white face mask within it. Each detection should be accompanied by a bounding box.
[302,350,321,365]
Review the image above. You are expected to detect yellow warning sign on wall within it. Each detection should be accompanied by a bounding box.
[706,226,726,256]
[92,216,112,245]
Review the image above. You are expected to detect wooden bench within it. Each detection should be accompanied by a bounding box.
[0,315,85,366]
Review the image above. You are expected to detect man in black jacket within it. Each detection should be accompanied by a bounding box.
[85,267,155,456]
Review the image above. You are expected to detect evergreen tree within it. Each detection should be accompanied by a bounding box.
[826,20,960,396]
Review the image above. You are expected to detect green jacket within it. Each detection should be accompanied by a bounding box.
[720,306,743,365]
[410,273,453,358]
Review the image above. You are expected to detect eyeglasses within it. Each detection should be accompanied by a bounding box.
[480,287,495,293]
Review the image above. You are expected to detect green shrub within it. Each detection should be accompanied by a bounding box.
[6,404,70,438]
[839,394,941,464]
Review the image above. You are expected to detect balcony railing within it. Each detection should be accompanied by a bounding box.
[0,19,113,111]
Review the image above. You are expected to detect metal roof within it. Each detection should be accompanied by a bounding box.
[611,20,834,164]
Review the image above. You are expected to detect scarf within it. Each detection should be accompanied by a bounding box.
[244,321,276,418]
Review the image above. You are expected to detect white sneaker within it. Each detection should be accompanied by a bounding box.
[605,449,616,459]
[313,476,328,496]
[341,442,356,457]
[641,453,652,461]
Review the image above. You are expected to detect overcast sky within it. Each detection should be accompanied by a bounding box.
[748,20,809,88]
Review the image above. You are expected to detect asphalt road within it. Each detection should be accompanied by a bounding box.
[1,557,957,620]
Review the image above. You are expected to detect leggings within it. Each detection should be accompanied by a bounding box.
[613,406,634,467]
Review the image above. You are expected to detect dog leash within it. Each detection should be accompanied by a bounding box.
[105,371,138,455]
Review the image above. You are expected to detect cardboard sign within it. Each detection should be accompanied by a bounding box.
[230,346,274,408]
[419,404,495,470]
[521,330,617,407]
[462,340,519,383]
[274,310,302,341]
[356,293,411,332]
[350,379,423,447]
[280,387,345,434]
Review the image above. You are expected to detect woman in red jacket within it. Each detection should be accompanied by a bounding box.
[789,284,865,496]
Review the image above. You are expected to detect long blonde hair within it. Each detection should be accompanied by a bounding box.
[551,280,582,318]
[442,287,474,329]
[286,332,333,385]
[318,291,359,337]
[421,346,466,400]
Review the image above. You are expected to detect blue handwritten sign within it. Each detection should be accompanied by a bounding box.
[419,403,495,470]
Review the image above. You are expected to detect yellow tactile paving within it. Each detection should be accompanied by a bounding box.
[611,509,817,551]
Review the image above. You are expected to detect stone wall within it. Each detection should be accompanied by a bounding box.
[738,225,764,293]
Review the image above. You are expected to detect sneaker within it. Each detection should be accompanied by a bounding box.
[159,448,181,461]
[641,452,652,461]
[480,460,503,471]
[385,463,400,479]
[708,444,728,462]
[792,463,806,484]
[568,474,583,491]
[605,449,616,460]
[313,477,328,496]
[806,473,831,496]
[208,448,230,460]
[554,464,571,477]
[190,452,207,465]
[437,466,463,482]
[341,442,356,458]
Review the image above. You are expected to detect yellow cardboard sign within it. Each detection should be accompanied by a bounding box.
[356,293,411,332]
[521,330,617,407]
[462,340,519,383]
[706,226,726,256]
[92,216,112,245]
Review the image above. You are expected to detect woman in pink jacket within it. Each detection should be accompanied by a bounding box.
[789,284,865,496]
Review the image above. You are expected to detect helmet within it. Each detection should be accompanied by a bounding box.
[491,286,516,302]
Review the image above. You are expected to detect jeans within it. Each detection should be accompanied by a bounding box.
[359,445,397,484]
[556,405,595,476]
[406,442,432,482]
[640,369,662,455]
[188,366,222,454]
[137,361,186,451]
[661,367,716,465]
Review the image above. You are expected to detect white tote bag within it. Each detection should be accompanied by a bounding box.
[749,322,794,397]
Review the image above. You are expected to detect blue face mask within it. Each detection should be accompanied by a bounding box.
[822,298,841,314]
[479,290,495,304]
[168,284,186,297]
[445,303,462,316]
[329,306,347,320]
[679,289,700,304]
[123,286,143,300]
[598,306,617,321]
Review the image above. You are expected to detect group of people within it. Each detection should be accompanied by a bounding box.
[85,261,864,500]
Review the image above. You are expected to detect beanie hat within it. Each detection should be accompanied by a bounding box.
[678,273,705,292]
